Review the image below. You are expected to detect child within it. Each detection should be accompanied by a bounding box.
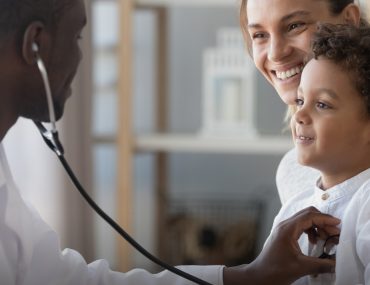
[269,22,370,285]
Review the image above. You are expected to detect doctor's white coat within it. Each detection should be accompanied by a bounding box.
[0,144,224,285]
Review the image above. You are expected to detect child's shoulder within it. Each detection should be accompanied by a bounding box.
[353,178,370,205]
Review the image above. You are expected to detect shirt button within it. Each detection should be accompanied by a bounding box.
[321,193,329,200]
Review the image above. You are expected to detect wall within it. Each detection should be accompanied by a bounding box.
[132,6,287,269]
[168,5,287,250]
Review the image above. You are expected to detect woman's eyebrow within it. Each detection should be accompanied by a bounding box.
[280,10,311,23]
[248,10,311,29]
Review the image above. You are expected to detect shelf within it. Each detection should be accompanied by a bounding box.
[134,134,293,155]
[135,0,238,7]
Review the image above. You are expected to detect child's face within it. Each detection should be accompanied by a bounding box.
[291,58,370,178]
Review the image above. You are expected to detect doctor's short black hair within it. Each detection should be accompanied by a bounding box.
[312,22,370,115]
[0,0,72,42]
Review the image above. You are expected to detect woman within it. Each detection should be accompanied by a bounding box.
[240,0,363,204]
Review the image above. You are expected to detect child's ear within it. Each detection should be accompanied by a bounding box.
[342,3,361,26]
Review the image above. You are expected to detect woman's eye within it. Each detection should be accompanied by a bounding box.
[252,32,268,40]
[288,22,305,32]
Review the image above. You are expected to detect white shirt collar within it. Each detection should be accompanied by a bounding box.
[314,167,370,203]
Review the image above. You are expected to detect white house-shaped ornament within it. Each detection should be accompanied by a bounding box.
[201,28,258,138]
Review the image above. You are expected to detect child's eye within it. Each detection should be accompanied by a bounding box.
[295,98,304,106]
[316,102,330,109]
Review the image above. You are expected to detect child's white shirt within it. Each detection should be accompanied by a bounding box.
[270,166,370,285]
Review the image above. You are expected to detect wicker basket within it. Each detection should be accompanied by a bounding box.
[164,198,264,266]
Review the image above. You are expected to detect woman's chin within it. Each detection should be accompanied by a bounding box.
[279,91,298,106]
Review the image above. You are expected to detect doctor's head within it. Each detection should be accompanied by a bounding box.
[240,0,361,105]
[0,0,86,123]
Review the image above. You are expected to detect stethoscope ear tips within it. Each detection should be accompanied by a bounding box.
[32,42,39,53]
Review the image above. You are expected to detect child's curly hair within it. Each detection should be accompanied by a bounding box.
[312,23,370,114]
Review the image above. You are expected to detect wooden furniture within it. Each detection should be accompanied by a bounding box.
[117,0,292,271]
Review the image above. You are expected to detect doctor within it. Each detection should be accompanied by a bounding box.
[0,0,340,284]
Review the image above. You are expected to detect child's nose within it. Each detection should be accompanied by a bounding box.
[294,108,311,125]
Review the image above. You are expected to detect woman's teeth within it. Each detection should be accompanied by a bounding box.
[276,66,303,80]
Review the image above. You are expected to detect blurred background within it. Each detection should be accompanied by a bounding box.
[3,0,369,273]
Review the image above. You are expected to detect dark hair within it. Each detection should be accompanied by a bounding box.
[328,0,356,14]
[0,0,71,42]
[239,0,357,55]
[312,22,370,114]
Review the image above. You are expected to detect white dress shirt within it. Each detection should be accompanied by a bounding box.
[271,160,370,285]
[0,143,224,285]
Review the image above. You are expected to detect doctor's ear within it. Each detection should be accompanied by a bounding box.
[22,21,48,65]
[32,42,39,53]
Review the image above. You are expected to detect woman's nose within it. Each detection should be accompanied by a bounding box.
[268,36,292,62]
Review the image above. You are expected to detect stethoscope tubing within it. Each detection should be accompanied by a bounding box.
[32,48,214,285]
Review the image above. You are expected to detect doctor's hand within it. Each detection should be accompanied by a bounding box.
[223,207,341,285]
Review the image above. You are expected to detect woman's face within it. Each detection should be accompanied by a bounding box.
[246,0,347,105]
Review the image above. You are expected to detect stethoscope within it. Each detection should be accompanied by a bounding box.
[31,42,213,285]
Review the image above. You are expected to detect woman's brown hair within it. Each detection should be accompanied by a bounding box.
[239,0,358,55]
